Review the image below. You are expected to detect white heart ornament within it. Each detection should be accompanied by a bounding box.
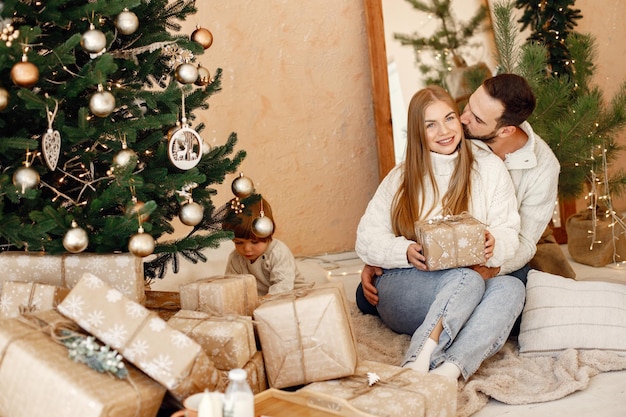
[43,129,61,171]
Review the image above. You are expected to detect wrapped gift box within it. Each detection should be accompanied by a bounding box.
[218,351,268,395]
[253,282,357,389]
[0,310,166,417]
[0,252,145,303]
[57,273,224,400]
[299,360,457,417]
[179,274,258,316]
[0,281,69,319]
[414,213,486,270]
[167,309,256,370]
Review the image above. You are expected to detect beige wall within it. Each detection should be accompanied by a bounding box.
[168,0,626,258]
[173,1,380,256]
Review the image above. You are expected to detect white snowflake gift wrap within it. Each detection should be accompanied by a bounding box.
[253,282,358,389]
[179,274,258,316]
[414,213,486,271]
[299,360,457,417]
[0,281,69,319]
[167,309,257,370]
[0,252,145,303]
[57,273,224,400]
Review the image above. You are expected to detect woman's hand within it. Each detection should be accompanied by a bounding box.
[484,230,495,261]
[407,243,428,270]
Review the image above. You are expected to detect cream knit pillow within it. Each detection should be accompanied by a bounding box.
[518,269,626,356]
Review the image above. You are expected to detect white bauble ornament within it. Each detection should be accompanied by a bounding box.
[113,147,136,167]
[252,214,274,238]
[0,86,10,111]
[13,165,40,193]
[175,63,199,84]
[89,89,115,117]
[81,25,107,55]
[179,201,204,226]
[128,228,155,257]
[63,222,89,253]
[231,173,254,198]
[115,9,139,35]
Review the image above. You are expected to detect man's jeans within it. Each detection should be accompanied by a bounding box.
[373,267,526,379]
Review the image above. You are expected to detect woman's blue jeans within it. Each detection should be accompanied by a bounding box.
[375,267,526,380]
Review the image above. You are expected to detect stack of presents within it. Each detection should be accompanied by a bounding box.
[0,251,458,417]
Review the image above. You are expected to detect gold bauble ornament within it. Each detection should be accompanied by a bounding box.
[0,87,9,111]
[113,147,137,167]
[89,88,116,117]
[115,9,139,35]
[175,63,199,84]
[231,173,254,198]
[252,213,274,238]
[190,26,213,49]
[11,60,39,88]
[194,65,211,86]
[63,221,89,253]
[128,227,155,257]
[13,165,40,193]
[81,25,107,54]
[179,201,204,226]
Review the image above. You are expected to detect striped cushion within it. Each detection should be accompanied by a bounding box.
[519,269,626,356]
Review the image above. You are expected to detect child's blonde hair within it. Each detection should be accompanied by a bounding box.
[222,194,275,240]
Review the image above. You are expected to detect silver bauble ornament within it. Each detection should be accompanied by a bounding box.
[194,65,211,86]
[13,165,40,193]
[179,201,204,226]
[63,222,89,253]
[113,147,137,167]
[252,214,274,238]
[0,87,9,111]
[81,25,107,54]
[115,9,139,35]
[128,228,155,257]
[175,63,199,84]
[89,89,116,117]
[231,173,254,198]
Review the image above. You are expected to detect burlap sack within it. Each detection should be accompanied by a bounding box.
[529,225,576,278]
[566,209,626,267]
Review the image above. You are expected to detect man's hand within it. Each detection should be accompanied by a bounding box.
[361,264,383,306]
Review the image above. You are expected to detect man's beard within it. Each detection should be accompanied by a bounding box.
[463,126,497,144]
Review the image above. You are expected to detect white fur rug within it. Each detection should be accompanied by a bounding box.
[349,303,626,417]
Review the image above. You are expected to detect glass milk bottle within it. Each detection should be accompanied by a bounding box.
[223,368,254,417]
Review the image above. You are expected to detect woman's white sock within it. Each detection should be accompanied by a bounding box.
[430,361,461,380]
[404,337,437,373]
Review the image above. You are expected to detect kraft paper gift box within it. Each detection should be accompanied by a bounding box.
[414,213,486,270]
[218,351,268,394]
[0,281,70,319]
[57,273,224,400]
[252,282,358,389]
[0,310,166,417]
[179,274,258,316]
[299,360,457,417]
[0,251,145,303]
[167,309,257,370]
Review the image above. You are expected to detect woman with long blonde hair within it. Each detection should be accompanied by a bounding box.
[356,85,524,381]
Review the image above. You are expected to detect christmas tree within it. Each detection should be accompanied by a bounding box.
[515,0,583,77]
[492,1,626,201]
[393,0,490,93]
[0,1,245,279]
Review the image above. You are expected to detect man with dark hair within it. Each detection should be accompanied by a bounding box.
[357,74,560,334]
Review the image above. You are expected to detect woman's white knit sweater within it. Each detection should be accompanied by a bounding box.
[356,143,520,269]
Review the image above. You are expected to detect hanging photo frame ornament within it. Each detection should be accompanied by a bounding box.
[42,98,61,171]
[168,91,202,170]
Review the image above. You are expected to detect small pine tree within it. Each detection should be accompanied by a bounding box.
[492,1,626,202]
[0,1,245,279]
[394,0,489,89]
[515,0,583,77]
